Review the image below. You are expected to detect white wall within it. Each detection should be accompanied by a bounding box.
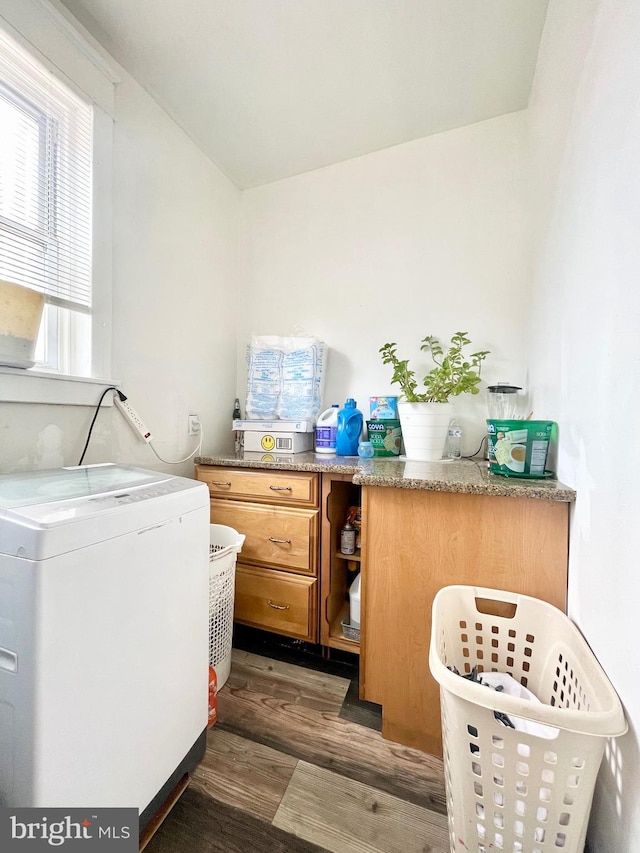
[107,73,240,473]
[527,1,640,849]
[0,10,240,476]
[238,112,533,452]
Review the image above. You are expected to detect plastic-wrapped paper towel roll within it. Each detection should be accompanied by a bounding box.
[244,342,281,419]
[245,335,327,421]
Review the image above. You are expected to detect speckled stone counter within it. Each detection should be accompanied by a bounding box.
[195,451,576,502]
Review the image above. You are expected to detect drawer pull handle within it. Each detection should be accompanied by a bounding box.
[210,481,231,487]
[269,485,292,491]
[268,600,290,610]
[268,536,291,544]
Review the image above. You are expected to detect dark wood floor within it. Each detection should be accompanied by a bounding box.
[145,644,448,853]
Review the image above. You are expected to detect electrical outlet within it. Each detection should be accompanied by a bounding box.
[188,414,201,435]
[114,395,153,443]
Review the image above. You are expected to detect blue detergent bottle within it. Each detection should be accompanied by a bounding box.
[336,398,364,456]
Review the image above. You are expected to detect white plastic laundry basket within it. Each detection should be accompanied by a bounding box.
[429,585,627,853]
[209,524,245,689]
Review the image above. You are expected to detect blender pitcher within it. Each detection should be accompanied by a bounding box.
[487,383,522,419]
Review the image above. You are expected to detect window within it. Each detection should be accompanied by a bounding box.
[0,26,93,376]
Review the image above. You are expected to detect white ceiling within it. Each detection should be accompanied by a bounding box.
[58,0,549,189]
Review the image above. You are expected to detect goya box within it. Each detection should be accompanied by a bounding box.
[367,419,402,456]
[486,419,556,479]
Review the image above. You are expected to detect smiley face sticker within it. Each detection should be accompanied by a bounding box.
[261,434,275,451]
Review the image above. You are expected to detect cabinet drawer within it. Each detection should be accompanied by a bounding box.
[210,499,318,575]
[234,564,317,641]
[196,466,318,506]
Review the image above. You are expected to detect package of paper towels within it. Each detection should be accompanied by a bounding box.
[245,335,327,421]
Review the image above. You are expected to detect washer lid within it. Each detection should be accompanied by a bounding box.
[0,463,169,510]
[0,463,208,560]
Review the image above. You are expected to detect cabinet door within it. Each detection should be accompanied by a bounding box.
[196,466,318,507]
[361,486,569,757]
[210,499,319,576]
[234,564,317,641]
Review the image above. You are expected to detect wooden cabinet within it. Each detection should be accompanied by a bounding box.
[196,460,572,760]
[360,486,569,757]
[195,465,320,642]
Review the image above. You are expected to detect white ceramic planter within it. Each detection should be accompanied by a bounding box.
[0,279,45,368]
[398,401,454,461]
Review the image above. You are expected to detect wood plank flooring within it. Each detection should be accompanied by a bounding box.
[145,649,448,853]
[274,762,449,853]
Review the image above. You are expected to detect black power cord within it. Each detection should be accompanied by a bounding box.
[77,386,119,465]
[463,434,488,460]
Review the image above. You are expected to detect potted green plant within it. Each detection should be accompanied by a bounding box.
[379,332,490,460]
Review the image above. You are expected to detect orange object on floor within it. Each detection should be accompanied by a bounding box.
[207,666,218,727]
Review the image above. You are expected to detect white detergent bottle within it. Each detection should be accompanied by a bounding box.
[315,405,339,453]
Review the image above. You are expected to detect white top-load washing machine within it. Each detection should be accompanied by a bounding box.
[0,463,210,824]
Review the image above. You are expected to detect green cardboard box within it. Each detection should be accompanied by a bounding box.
[367,419,402,456]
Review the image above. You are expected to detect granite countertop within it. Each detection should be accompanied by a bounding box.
[195,451,576,502]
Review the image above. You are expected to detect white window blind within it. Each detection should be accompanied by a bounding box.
[0,27,93,313]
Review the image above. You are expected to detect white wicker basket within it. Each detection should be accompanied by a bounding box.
[429,585,627,853]
[209,524,245,689]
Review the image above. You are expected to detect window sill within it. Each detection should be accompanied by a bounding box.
[0,367,119,406]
